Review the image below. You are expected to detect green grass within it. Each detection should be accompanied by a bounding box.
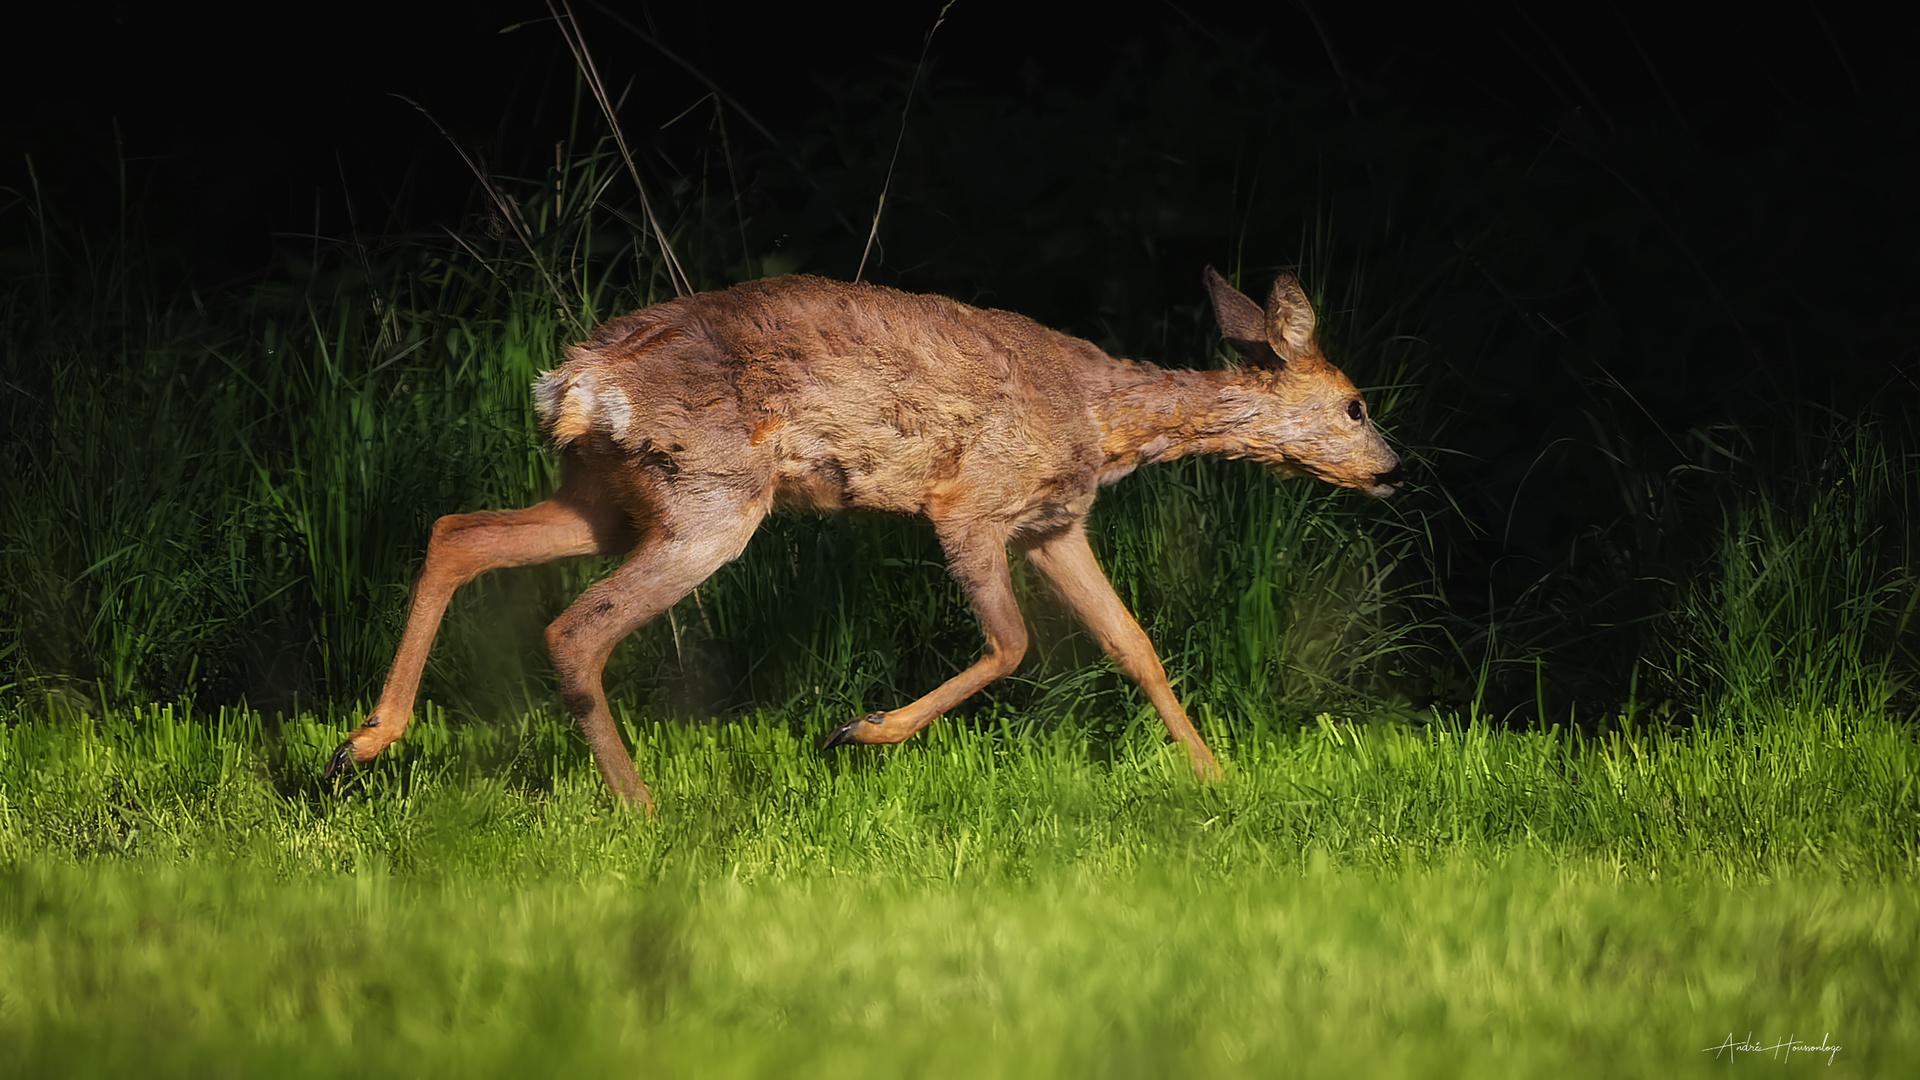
[1,700,1914,1076]
[5,855,1910,1077]
[4,59,1918,1077]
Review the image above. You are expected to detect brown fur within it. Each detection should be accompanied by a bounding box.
[326,268,1404,810]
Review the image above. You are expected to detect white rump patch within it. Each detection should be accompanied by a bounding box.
[532,369,566,426]
[532,367,634,446]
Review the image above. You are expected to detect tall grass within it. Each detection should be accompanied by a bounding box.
[1659,419,1918,719]
[1,141,1434,739]
[3,146,633,714]
[4,62,1916,741]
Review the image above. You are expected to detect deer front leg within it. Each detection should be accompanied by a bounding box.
[324,467,634,781]
[1019,521,1222,780]
[823,522,1028,749]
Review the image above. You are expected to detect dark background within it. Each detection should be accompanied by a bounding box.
[7,1,1904,283]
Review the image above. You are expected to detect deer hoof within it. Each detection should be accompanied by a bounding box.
[322,715,387,781]
[821,712,887,750]
[323,737,362,781]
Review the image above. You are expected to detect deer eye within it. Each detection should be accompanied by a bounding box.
[1346,400,1365,422]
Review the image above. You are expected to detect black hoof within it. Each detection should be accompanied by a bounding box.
[323,738,360,781]
[821,712,886,751]
[323,716,382,781]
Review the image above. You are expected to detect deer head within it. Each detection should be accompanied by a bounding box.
[1204,266,1405,498]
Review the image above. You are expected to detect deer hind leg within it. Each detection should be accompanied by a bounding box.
[823,521,1028,749]
[544,492,770,811]
[1018,521,1222,780]
[326,457,635,780]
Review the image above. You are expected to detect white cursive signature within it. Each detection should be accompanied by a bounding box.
[1703,1031,1842,1065]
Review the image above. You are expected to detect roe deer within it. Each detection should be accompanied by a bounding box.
[325,267,1404,809]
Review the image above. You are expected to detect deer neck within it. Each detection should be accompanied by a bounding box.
[1089,361,1289,484]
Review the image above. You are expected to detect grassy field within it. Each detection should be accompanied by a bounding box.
[1,700,1913,1076]
[5,25,1918,1076]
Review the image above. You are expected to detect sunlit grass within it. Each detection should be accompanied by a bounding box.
[1,694,1915,1075]
[4,698,1913,882]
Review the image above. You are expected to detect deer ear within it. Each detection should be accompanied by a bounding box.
[1204,266,1281,366]
[1264,272,1321,365]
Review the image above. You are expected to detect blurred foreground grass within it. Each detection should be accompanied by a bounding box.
[1,702,1914,1076]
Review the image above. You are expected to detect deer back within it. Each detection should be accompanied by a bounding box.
[536,275,1115,533]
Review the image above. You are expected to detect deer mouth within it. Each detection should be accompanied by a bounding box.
[1363,463,1407,498]
[1272,459,1403,497]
